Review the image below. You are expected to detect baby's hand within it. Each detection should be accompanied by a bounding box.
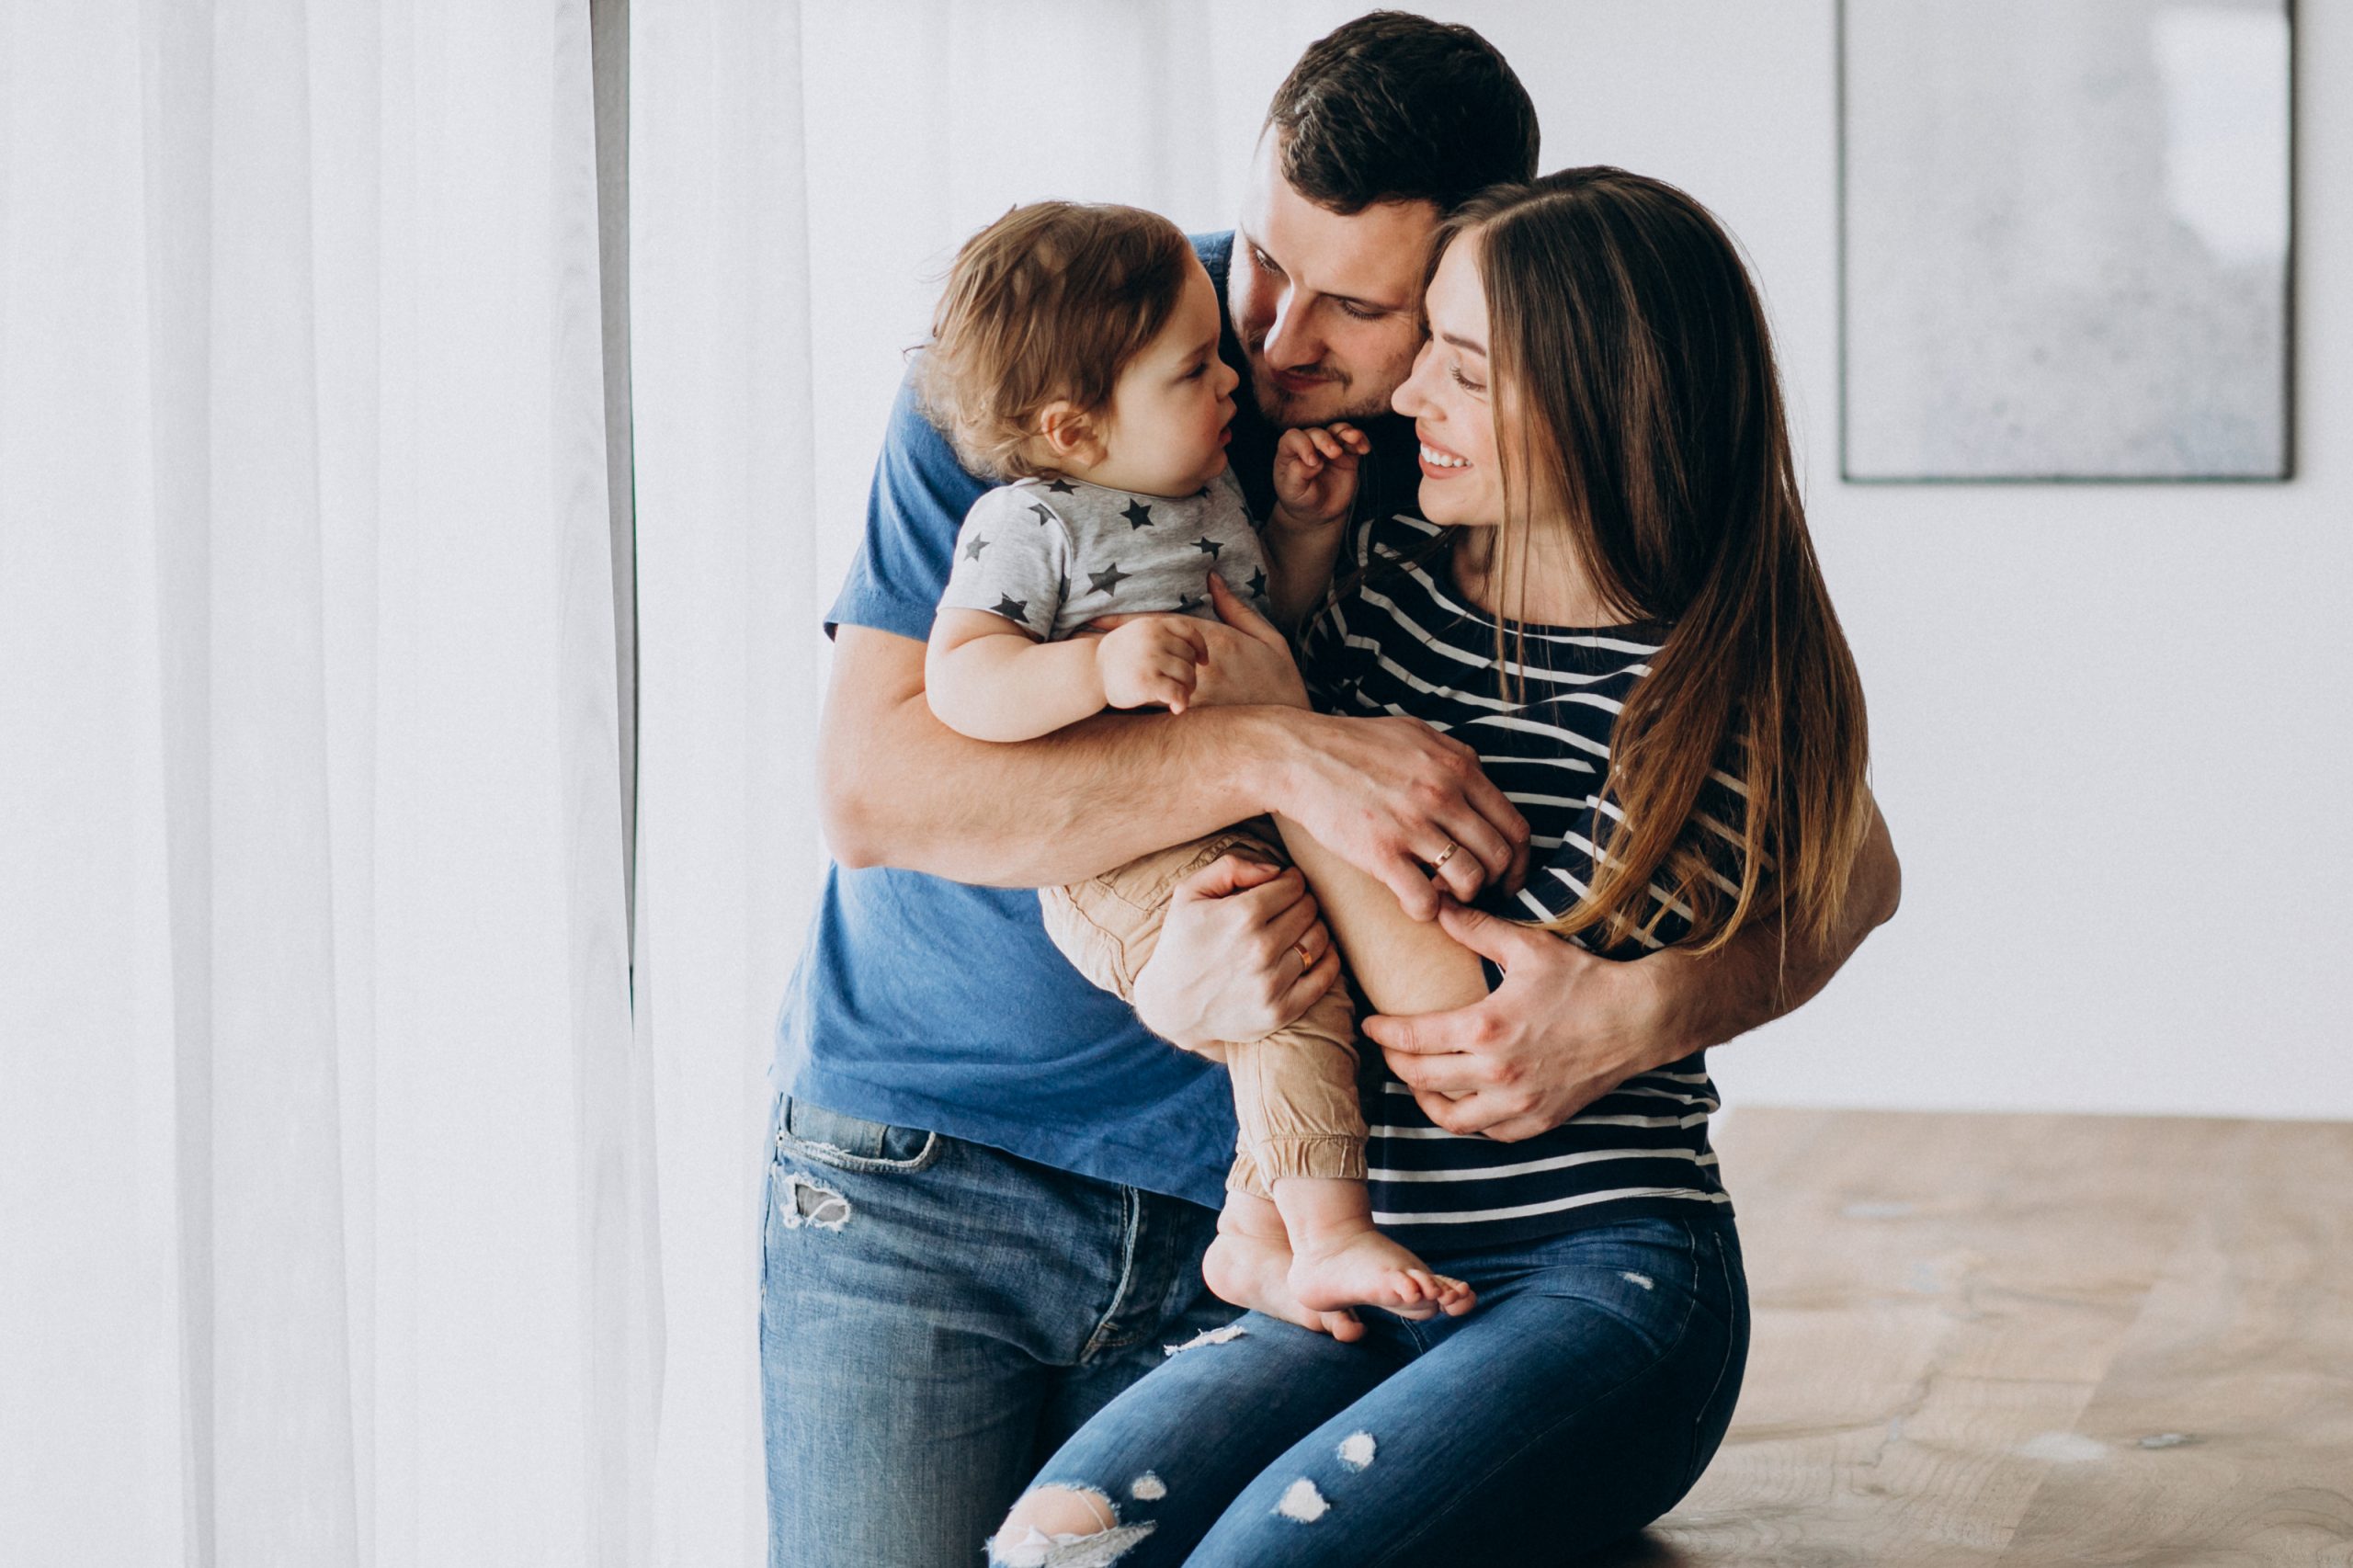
[1096,615,1209,714]
[1271,421,1371,531]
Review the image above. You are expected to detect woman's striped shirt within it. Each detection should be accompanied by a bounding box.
[1300,510,1737,1250]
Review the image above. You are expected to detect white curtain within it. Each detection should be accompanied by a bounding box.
[0,2,657,1562]
[627,3,825,1564]
[2,1,1370,1562]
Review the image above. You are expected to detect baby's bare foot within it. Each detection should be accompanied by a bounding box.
[1203,1227,1368,1343]
[1288,1227,1477,1320]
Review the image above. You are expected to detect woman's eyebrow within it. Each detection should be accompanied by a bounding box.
[1439,330,1489,357]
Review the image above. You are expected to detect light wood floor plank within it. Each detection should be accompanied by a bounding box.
[1579,1109,2353,1566]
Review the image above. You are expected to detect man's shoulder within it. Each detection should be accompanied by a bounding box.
[1189,229,1235,294]
[872,361,993,526]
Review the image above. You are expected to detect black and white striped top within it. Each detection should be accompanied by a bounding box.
[1300,511,1737,1249]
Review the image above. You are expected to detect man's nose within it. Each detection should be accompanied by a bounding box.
[1262,290,1317,369]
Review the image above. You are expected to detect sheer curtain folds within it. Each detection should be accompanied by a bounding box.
[2,0,1313,1562]
[629,1,825,1563]
[0,3,661,1562]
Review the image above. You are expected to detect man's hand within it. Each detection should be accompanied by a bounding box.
[1131,854,1339,1056]
[1270,422,1370,531]
[1272,714,1529,918]
[1361,900,1675,1142]
[1190,576,1529,916]
[1095,615,1209,714]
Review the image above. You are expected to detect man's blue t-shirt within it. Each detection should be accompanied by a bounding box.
[779,232,1418,1208]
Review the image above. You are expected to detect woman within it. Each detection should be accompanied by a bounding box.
[990,166,1874,1566]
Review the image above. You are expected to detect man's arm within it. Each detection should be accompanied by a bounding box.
[826,624,1272,884]
[1639,795,1902,1056]
[819,622,1529,898]
[825,374,1526,898]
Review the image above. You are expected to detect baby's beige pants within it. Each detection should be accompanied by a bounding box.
[1039,819,1365,1199]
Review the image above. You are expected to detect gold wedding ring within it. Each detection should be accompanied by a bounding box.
[1428,839,1461,873]
[1293,939,1314,974]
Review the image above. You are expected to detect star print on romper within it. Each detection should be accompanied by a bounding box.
[1120,499,1154,529]
[1247,566,1268,597]
[991,596,1029,624]
[1027,503,1056,525]
[1088,562,1131,596]
[1045,479,1075,494]
[1193,537,1222,559]
[963,535,990,561]
[1175,593,1202,614]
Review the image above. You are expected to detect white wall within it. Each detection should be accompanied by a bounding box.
[799,1,2352,1121]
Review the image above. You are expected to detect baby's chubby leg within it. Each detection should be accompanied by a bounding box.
[1036,824,1471,1317]
[1225,969,1475,1321]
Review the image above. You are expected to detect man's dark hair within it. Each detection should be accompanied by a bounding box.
[1267,11,1540,216]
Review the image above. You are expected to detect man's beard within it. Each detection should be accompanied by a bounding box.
[1246,358,1397,429]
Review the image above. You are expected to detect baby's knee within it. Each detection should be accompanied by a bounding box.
[990,1483,1154,1567]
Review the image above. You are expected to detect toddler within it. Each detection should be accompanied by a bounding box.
[919,200,1472,1324]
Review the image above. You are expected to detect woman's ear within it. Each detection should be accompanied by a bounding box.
[1036,402,1108,470]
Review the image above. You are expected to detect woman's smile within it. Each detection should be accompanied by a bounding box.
[1417,434,1472,475]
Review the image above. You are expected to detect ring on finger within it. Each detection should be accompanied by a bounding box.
[1292,938,1314,974]
[1428,839,1461,874]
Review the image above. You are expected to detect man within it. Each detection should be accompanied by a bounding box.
[766,14,1900,1567]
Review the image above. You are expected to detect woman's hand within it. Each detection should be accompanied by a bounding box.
[1189,573,1309,709]
[1132,854,1340,1058]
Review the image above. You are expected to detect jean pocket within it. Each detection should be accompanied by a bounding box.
[778,1097,942,1174]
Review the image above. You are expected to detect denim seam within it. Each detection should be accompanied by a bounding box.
[1079,1187,1146,1359]
[1366,1222,1705,1568]
[1684,1227,1742,1492]
[775,1122,944,1176]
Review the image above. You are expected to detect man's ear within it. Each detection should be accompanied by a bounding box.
[1036,401,1108,469]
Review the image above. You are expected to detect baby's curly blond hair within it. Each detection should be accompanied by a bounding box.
[915,202,1195,481]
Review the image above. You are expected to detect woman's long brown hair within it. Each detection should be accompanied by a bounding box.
[1446,167,1871,956]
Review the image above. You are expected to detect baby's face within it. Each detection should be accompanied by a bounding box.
[1086,258,1240,498]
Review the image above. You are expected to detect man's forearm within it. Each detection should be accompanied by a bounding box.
[1641,798,1903,1058]
[823,628,1298,886]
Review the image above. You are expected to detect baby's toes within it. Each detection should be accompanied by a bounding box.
[1318,1309,1367,1343]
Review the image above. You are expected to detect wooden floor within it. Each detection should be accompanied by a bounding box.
[1586,1109,2353,1567]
